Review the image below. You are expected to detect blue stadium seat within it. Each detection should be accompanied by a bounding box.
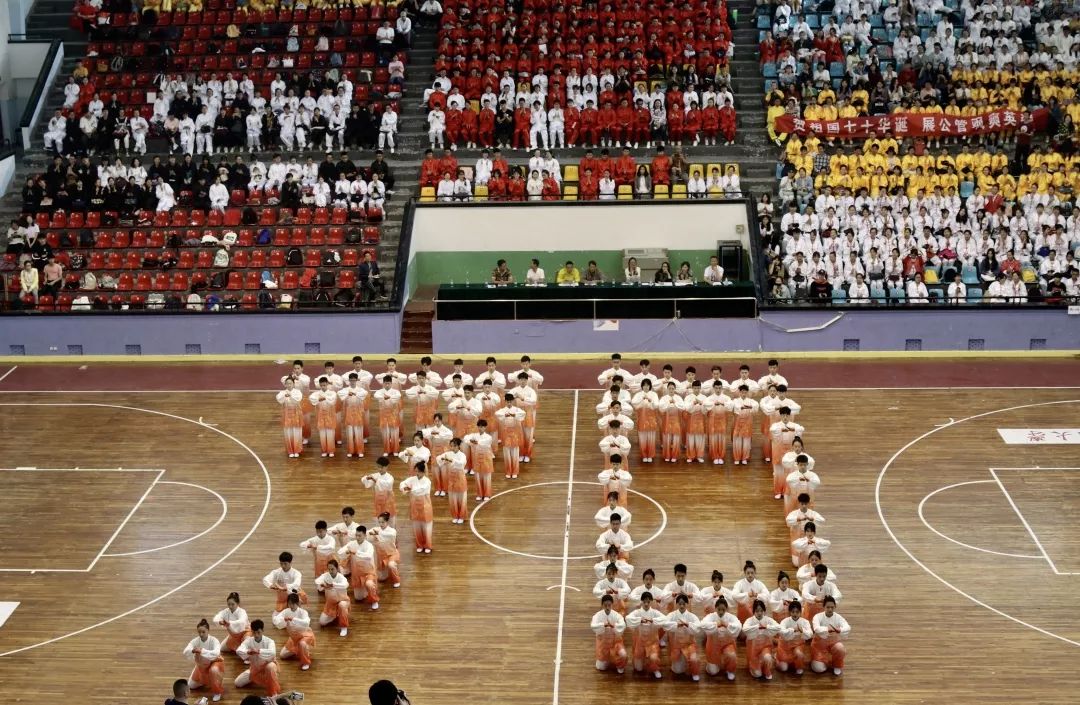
[959,181,975,198]
[889,287,906,303]
[966,287,984,303]
[870,282,887,302]
[807,15,820,29]
[829,61,845,78]
[832,288,847,303]
[763,63,778,78]
[961,264,980,285]
[870,14,884,28]
[872,28,888,42]
[757,15,771,29]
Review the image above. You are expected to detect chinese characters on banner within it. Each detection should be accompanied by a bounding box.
[774,108,1049,140]
[996,429,1080,445]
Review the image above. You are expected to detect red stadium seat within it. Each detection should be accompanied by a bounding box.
[250,249,268,268]
[135,272,152,291]
[152,273,170,291]
[342,248,359,266]
[178,251,195,269]
[231,249,248,268]
[171,272,190,291]
[363,226,381,244]
[117,273,134,291]
[326,227,344,245]
[244,271,261,289]
[304,249,322,267]
[227,272,243,290]
[241,293,258,310]
[282,271,299,289]
[309,227,327,245]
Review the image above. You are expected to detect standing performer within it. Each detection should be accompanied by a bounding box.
[597,353,626,388]
[595,513,634,559]
[701,597,742,680]
[597,401,635,434]
[593,545,635,581]
[299,521,337,578]
[475,356,508,391]
[338,525,380,610]
[273,593,316,672]
[662,564,700,613]
[592,563,632,614]
[398,431,432,474]
[463,419,496,500]
[309,377,338,457]
[727,385,759,465]
[405,371,441,428]
[214,592,251,658]
[282,360,312,445]
[742,600,782,680]
[704,380,731,465]
[694,571,745,617]
[380,358,409,391]
[423,414,454,496]
[631,379,660,463]
[339,374,369,458]
[361,458,397,527]
[442,360,475,388]
[810,597,850,675]
[599,422,632,469]
[626,590,666,679]
[475,379,503,452]
[399,462,434,553]
[329,507,361,550]
[374,376,404,456]
[314,559,351,636]
[349,356,375,435]
[664,594,702,681]
[370,513,402,587]
[234,621,281,696]
[442,375,468,436]
[758,359,789,393]
[591,595,628,674]
[792,522,831,568]
[448,384,482,466]
[658,382,685,463]
[782,437,814,477]
[759,385,782,458]
[769,408,805,498]
[511,373,539,462]
[184,619,225,702]
[777,601,813,675]
[262,552,307,617]
[408,357,444,389]
[682,381,710,463]
[785,455,822,514]
[769,571,802,621]
[276,378,304,458]
[495,394,526,478]
[436,438,469,523]
[787,494,826,543]
[733,560,769,623]
[598,456,632,508]
[595,491,631,528]
[801,564,843,620]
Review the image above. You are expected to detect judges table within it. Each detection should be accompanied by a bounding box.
[435,283,758,320]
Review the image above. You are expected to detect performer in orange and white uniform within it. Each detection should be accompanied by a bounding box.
[731,365,761,397]
[726,385,759,465]
[733,560,769,623]
[314,560,351,636]
[214,592,251,657]
[629,359,659,393]
[758,384,782,454]
[794,525,832,570]
[777,601,813,675]
[423,414,454,496]
[664,594,702,681]
[349,355,375,437]
[596,382,633,417]
[361,458,397,527]
[631,379,659,463]
[380,358,409,391]
[629,569,671,611]
[475,356,508,392]
[769,408,805,498]
[595,491,631,528]
[701,365,729,395]
[597,353,627,388]
[408,357,444,390]
[593,544,634,581]
[511,372,539,462]
[595,513,634,560]
[801,564,842,620]
[626,590,666,678]
[405,372,441,428]
[436,437,469,523]
[277,378,304,458]
[262,552,307,617]
[299,520,337,578]
[658,383,685,463]
[184,619,225,701]
[599,422,632,470]
[598,456,632,508]
[397,431,432,475]
[810,597,850,675]
[796,550,837,585]
[234,620,281,695]
[662,564,700,614]
[370,513,401,587]
[339,374,368,458]
[597,402,635,435]
[463,419,495,500]
[309,377,338,457]
[705,383,731,465]
[447,384,482,467]
[682,381,710,463]
[742,599,781,680]
[694,570,746,617]
[781,437,814,476]
[273,593,316,671]
[441,375,468,436]
[769,571,802,622]
[442,359,475,388]
[757,359,789,395]
[329,507,361,550]
[337,525,380,609]
[400,462,434,553]
[785,455,821,514]
[283,360,312,445]
[591,594,628,674]
[701,597,742,680]
[373,376,403,456]
[495,394,526,478]
[592,563,632,614]
[787,494,826,543]
[475,379,503,452]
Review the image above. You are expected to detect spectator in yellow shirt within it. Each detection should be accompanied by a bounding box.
[556,261,582,284]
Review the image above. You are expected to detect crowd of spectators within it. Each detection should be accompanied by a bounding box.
[757,0,1080,305]
[482,254,730,285]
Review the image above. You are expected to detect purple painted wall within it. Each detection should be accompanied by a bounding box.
[433,309,1080,353]
[0,312,402,356]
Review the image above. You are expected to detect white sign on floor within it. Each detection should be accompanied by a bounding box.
[997,429,1080,444]
[0,602,19,628]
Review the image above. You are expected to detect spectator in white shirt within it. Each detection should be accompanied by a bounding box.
[848,273,871,304]
[475,151,494,186]
[624,257,643,284]
[525,259,546,285]
[906,273,929,303]
[395,11,413,47]
[946,274,967,303]
[703,256,725,284]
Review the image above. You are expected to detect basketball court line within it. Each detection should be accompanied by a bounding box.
[551,389,579,705]
[0,366,16,385]
[103,480,229,558]
[86,469,164,571]
[0,402,271,658]
[989,467,1080,576]
[876,398,1080,649]
[4,386,1080,394]
[916,480,1042,560]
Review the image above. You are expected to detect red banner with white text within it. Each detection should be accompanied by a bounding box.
[775,108,1049,139]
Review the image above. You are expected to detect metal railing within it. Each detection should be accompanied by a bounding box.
[434,294,759,321]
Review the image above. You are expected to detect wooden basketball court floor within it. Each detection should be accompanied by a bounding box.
[0,357,1078,705]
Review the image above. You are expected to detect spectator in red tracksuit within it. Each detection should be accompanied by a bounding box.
[614,99,634,147]
[488,170,508,200]
[564,104,581,147]
[541,172,561,200]
[684,102,702,146]
[614,147,636,185]
[420,150,441,187]
[581,101,600,147]
[633,99,651,148]
[701,98,721,146]
[461,106,478,149]
[650,147,671,186]
[478,101,496,148]
[446,107,463,148]
[508,171,527,201]
[598,101,617,148]
[668,102,685,145]
[719,98,737,145]
[579,167,599,200]
[513,100,531,149]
